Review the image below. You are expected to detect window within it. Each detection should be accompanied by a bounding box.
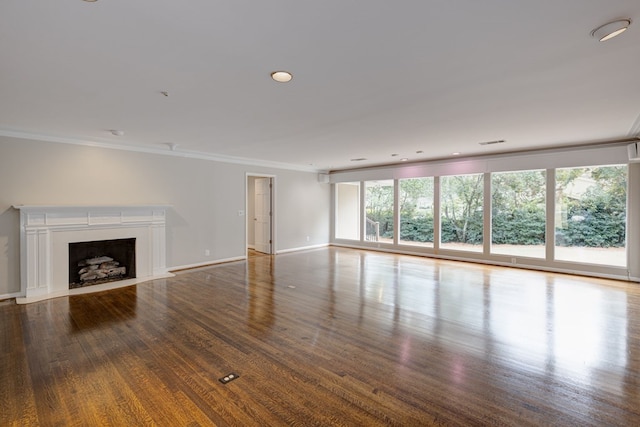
[440,174,483,252]
[364,180,394,243]
[335,182,360,240]
[399,177,434,247]
[491,170,546,258]
[555,165,627,266]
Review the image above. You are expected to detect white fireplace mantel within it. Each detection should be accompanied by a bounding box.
[14,205,171,304]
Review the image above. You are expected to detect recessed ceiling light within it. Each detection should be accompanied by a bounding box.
[350,158,367,162]
[82,0,98,2]
[391,153,399,157]
[591,19,631,41]
[110,130,124,136]
[416,150,424,154]
[400,158,409,162]
[452,152,461,156]
[271,71,293,83]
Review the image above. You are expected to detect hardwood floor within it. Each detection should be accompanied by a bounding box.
[2,247,640,426]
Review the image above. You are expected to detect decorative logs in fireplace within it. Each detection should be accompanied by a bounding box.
[78,256,126,283]
[69,238,136,289]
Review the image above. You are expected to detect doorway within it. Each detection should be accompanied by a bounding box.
[247,175,275,255]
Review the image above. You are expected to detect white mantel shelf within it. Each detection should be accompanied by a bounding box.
[14,204,172,304]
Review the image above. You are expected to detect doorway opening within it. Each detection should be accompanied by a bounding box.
[247,175,275,255]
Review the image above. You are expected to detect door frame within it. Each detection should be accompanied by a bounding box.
[246,173,276,255]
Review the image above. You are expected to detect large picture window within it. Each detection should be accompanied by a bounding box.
[399,177,434,247]
[440,174,483,252]
[491,170,546,258]
[555,165,627,266]
[333,155,630,274]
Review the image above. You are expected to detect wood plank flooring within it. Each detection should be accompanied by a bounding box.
[2,247,640,426]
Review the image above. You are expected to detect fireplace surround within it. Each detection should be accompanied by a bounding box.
[14,205,170,303]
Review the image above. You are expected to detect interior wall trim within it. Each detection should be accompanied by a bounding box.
[0,129,322,173]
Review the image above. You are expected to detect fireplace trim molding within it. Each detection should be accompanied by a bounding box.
[13,205,171,304]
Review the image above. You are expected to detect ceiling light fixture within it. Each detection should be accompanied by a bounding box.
[400,158,409,162]
[452,152,461,156]
[591,19,632,41]
[110,130,124,136]
[271,71,293,83]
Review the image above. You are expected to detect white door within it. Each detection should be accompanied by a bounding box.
[254,177,271,254]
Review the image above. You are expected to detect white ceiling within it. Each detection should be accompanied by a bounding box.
[1,1,639,171]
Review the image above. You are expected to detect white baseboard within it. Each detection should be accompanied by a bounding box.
[276,243,329,254]
[169,256,246,272]
[0,291,23,302]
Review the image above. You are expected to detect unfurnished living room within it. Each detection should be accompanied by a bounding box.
[1,1,640,426]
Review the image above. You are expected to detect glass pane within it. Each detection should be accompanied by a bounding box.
[365,180,394,244]
[440,174,483,252]
[491,170,546,258]
[399,177,434,247]
[555,165,627,266]
[335,182,360,240]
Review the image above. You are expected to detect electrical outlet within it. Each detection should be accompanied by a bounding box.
[219,372,240,384]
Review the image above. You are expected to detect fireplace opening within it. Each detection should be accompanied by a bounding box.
[69,238,136,289]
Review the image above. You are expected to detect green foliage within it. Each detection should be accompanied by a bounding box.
[441,174,483,244]
[556,166,626,248]
[399,178,435,242]
[400,215,434,242]
[441,211,483,244]
[491,170,546,245]
[492,208,546,245]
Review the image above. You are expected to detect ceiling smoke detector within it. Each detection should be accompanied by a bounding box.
[591,19,632,41]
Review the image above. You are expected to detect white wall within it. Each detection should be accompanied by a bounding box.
[0,136,331,297]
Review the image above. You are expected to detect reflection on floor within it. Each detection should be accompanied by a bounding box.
[247,248,271,258]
